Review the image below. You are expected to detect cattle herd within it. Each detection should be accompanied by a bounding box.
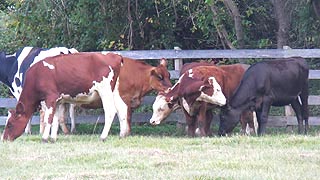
[0,47,309,142]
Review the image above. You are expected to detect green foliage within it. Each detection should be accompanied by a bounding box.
[0,0,319,51]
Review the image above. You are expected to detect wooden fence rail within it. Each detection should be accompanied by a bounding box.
[1,48,320,127]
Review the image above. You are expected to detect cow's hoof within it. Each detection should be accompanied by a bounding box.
[49,138,57,143]
[42,139,49,143]
[100,137,107,142]
[119,131,130,138]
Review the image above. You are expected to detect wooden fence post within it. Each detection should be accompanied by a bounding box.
[173,47,185,132]
[174,47,183,71]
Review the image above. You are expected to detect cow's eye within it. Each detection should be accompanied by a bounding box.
[158,75,163,80]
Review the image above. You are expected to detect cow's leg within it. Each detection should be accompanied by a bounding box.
[197,103,208,137]
[300,86,309,134]
[113,91,130,137]
[183,110,196,137]
[41,98,58,142]
[96,86,117,141]
[114,99,130,138]
[39,109,45,134]
[291,98,304,134]
[42,106,54,142]
[50,104,65,142]
[24,119,32,134]
[205,110,213,136]
[240,111,256,135]
[247,111,256,135]
[257,99,272,135]
[118,108,131,138]
[58,104,69,135]
[69,104,76,133]
[239,112,248,135]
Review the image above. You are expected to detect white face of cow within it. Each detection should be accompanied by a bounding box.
[196,77,226,106]
[150,94,176,125]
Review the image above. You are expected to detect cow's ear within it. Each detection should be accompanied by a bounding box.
[151,68,163,80]
[16,102,25,114]
[159,58,167,67]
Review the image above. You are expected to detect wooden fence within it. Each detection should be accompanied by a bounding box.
[1,48,320,127]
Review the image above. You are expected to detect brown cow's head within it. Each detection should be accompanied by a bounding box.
[150,58,172,92]
[1,103,28,141]
[149,91,180,125]
[150,73,227,125]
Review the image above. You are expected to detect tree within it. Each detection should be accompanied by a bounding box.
[222,0,244,48]
[270,0,293,48]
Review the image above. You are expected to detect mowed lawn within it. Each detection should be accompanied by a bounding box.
[1,124,320,180]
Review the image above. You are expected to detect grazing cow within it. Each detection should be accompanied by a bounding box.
[150,63,256,136]
[0,47,78,134]
[218,57,309,136]
[1,52,123,142]
[150,65,228,136]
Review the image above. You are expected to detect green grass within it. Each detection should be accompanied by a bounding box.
[1,124,320,180]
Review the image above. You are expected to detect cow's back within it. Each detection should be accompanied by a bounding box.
[23,53,122,99]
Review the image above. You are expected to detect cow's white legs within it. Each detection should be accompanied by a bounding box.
[114,94,128,137]
[42,106,53,142]
[50,104,65,142]
[90,69,117,141]
[69,104,76,133]
[99,95,116,140]
[24,120,32,134]
[113,78,129,137]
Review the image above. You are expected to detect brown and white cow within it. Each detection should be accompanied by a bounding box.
[150,65,227,136]
[180,62,257,135]
[56,56,172,137]
[150,63,255,136]
[1,52,123,142]
[107,56,172,137]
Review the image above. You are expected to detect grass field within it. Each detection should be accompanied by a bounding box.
[1,124,320,180]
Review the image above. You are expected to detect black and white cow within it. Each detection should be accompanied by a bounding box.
[0,47,78,134]
[218,57,309,136]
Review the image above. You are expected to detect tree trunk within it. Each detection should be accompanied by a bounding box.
[210,5,235,49]
[222,0,244,48]
[127,0,133,49]
[270,0,292,49]
[312,0,320,18]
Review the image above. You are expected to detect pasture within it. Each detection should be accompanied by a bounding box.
[1,124,320,180]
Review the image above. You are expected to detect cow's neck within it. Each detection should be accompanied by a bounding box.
[230,80,256,112]
[17,97,39,123]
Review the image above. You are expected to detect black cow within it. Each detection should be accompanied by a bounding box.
[218,57,309,136]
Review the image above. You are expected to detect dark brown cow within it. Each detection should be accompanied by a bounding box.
[150,63,255,136]
[1,52,123,142]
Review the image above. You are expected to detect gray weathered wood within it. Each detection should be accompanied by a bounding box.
[309,70,320,79]
[173,69,320,80]
[108,49,320,59]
